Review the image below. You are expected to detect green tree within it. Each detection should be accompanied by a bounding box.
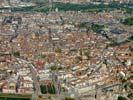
[84,51,90,60]
[117,96,128,100]
[122,17,133,26]
[65,97,75,100]
[40,85,47,94]
[91,23,105,33]
[50,65,57,71]
[48,84,56,94]
[12,51,20,57]
[55,47,62,53]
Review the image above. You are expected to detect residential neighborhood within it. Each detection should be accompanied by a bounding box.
[0,0,133,100]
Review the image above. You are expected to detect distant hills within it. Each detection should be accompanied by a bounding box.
[1,0,133,8]
[0,0,36,8]
[0,0,132,14]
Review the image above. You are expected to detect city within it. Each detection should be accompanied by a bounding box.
[0,0,133,100]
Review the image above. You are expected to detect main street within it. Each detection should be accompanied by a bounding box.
[16,58,41,100]
[30,63,41,100]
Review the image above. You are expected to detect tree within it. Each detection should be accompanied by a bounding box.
[12,51,20,57]
[122,17,133,26]
[37,54,46,59]
[40,84,56,94]
[40,85,47,94]
[65,97,75,100]
[84,51,90,60]
[75,56,82,63]
[48,84,56,94]
[117,96,129,100]
[91,23,105,33]
[50,65,57,71]
[55,47,62,53]
[127,93,133,100]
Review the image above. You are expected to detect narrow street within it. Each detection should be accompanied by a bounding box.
[30,63,41,100]
[16,58,41,100]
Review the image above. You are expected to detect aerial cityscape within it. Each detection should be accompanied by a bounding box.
[0,0,133,100]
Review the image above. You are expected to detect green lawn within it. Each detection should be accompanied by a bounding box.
[0,93,32,100]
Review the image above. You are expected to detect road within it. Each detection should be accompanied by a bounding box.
[16,58,41,100]
[30,63,41,100]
